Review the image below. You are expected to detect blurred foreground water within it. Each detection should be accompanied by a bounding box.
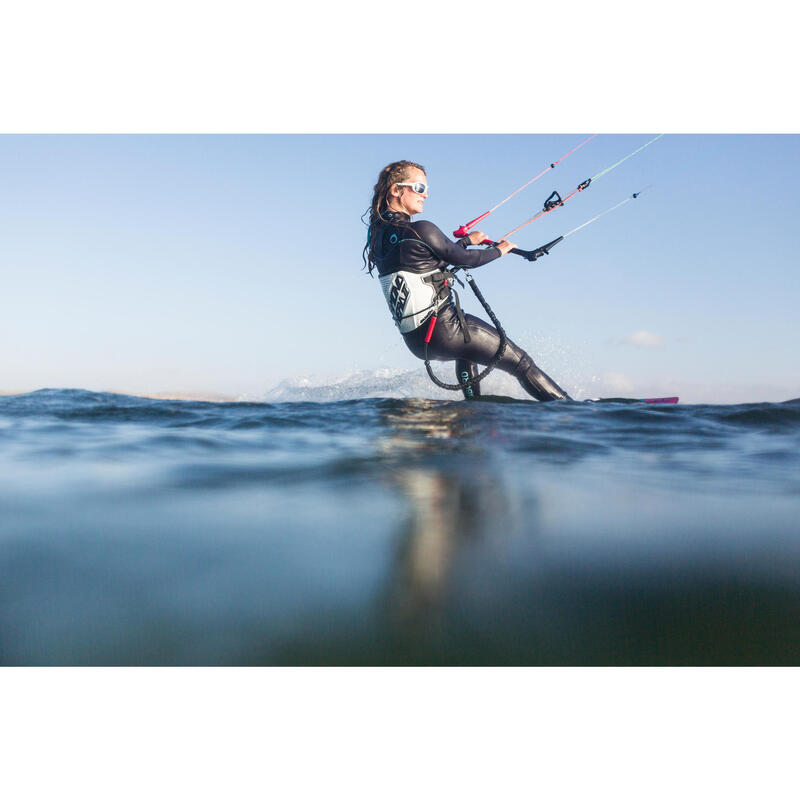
[2,389,800,665]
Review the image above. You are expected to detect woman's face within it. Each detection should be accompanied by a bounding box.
[390,167,428,216]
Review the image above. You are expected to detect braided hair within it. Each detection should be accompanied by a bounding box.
[362,160,425,276]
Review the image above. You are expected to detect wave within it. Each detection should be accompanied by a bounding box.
[4,385,799,427]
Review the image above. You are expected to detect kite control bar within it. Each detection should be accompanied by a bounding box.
[480,236,565,262]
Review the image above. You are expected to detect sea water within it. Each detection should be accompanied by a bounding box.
[1,387,800,665]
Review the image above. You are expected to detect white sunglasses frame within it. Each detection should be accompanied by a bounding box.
[395,181,428,195]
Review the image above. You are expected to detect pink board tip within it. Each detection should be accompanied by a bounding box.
[642,396,679,404]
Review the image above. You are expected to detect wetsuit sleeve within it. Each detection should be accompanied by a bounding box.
[412,220,502,268]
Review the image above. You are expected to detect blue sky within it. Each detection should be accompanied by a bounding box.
[1,133,798,402]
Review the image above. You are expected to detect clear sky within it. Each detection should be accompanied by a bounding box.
[1,133,798,403]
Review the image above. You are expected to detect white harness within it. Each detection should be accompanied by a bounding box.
[379,268,446,334]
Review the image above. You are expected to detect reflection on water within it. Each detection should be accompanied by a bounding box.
[373,400,540,658]
[379,401,491,629]
[384,467,522,637]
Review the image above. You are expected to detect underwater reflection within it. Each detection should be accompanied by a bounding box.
[375,399,539,643]
[383,467,519,633]
[375,397,475,451]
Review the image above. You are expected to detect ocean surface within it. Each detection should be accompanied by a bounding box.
[2,386,800,665]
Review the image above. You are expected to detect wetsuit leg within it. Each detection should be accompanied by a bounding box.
[456,313,571,401]
[404,307,571,401]
[455,360,481,401]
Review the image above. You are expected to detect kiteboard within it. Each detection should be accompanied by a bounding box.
[474,395,679,405]
[586,396,679,405]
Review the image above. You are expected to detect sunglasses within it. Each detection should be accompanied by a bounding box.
[396,181,428,195]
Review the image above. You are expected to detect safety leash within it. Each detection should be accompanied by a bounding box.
[423,270,508,391]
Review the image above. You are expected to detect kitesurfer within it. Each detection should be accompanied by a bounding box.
[363,160,571,401]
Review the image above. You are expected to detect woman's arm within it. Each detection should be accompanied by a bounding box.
[412,220,512,268]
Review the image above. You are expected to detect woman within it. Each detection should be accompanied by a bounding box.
[363,160,571,401]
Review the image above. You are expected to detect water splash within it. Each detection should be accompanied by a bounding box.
[254,364,646,404]
[255,367,537,403]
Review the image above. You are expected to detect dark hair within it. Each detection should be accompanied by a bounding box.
[362,160,426,276]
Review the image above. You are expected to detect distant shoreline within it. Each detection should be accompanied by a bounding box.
[1,389,239,403]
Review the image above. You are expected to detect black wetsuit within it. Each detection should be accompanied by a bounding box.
[372,211,571,401]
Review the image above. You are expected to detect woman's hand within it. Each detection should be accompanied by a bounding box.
[496,239,517,255]
[466,230,488,245]
[464,230,516,254]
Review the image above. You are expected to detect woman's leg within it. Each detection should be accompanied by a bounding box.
[433,312,571,401]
